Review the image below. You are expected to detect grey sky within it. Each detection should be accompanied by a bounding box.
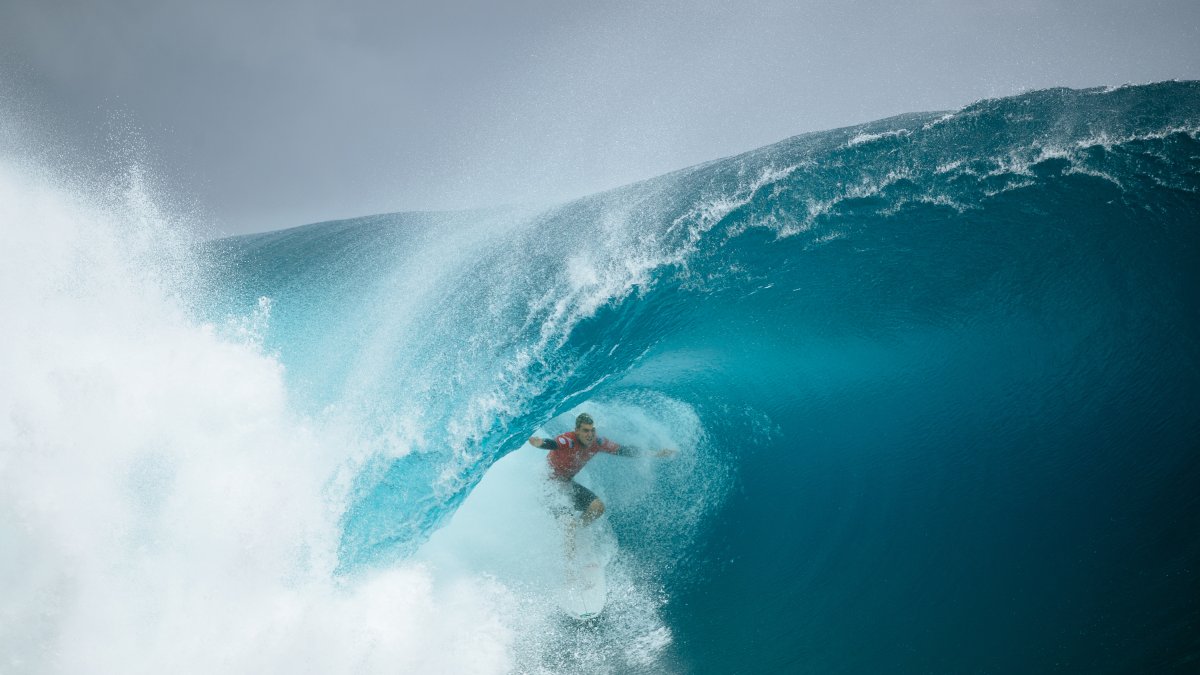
[2,0,1198,235]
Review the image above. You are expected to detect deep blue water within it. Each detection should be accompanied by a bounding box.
[202,82,1200,673]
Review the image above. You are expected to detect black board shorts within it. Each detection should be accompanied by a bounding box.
[555,478,598,513]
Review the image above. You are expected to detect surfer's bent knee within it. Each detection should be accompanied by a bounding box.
[583,498,605,523]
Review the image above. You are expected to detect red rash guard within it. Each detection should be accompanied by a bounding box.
[547,431,621,480]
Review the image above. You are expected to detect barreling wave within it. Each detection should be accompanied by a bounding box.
[5,81,1198,674]
[201,81,1200,671]
[205,79,1198,548]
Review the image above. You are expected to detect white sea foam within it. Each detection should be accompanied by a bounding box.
[0,155,531,674]
[846,129,910,147]
[668,163,799,242]
[935,160,964,174]
[1073,126,1200,151]
[921,112,957,130]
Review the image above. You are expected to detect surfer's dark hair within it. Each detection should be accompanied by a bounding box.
[575,413,594,428]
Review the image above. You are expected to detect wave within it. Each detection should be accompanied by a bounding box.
[4,81,1199,673]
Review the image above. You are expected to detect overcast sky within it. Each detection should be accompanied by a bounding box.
[2,0,1198,235]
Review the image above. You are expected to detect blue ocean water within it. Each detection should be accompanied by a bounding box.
[194,82,1200,673]
[5,82,1196,673]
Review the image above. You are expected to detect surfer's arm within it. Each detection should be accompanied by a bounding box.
[528,436,558,450]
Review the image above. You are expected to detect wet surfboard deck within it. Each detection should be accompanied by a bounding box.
[561,559,607,619]
[559,522,608,619]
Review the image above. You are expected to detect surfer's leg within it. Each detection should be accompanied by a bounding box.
[582,498,605,525]
[567,480,604,526]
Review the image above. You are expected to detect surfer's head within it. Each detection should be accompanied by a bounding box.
[575,413,596,447]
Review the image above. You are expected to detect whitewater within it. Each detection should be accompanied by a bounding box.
[2,82,1199,673]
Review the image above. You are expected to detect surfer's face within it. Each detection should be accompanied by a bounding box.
[576,422,597,447]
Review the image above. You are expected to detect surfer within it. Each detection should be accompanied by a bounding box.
[528,412,674,526]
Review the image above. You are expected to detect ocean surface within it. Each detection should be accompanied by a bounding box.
[3,82,1199,674]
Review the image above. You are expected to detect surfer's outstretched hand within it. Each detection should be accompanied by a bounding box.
[654,448,677,458]
[528,436,544,447]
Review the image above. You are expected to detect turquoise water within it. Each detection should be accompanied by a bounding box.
[5,82,1198,673]
[205,82,1200,672]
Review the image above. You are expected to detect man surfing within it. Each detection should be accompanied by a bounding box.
[528,412,674,526]
[530,412,674,618]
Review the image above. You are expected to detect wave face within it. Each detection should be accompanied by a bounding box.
[5,82,1199,673]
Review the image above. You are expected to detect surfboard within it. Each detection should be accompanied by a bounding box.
[559,522,608,619]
